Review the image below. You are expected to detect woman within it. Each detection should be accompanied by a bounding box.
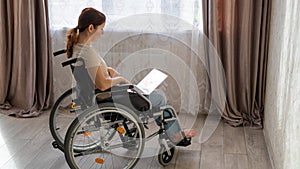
[66,7,195,145]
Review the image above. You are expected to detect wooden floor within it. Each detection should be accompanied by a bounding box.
[0,111,272,169]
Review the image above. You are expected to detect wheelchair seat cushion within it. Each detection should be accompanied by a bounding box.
[97,92,150,112]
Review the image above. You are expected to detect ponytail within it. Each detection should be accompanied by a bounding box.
[66,27,79,58]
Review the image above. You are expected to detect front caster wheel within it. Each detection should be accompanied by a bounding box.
[158,145,175,166]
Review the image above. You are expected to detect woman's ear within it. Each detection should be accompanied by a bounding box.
[87,24,95,33]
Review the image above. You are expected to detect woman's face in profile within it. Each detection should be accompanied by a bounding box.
[90,22,105,42]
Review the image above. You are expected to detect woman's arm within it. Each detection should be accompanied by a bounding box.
[88,66,131,91]
[107,67,120,78]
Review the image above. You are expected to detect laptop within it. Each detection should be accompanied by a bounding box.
[134,69,168,95]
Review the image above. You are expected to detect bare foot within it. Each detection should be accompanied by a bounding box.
[171,128,196,143]
[184,129,196,138]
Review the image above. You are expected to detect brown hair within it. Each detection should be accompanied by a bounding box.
[66,7,106,58]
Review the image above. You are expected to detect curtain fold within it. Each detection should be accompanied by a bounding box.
[202,0,271,127]
[0,0,52,117]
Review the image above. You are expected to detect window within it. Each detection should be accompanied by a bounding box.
[48,0,202,31]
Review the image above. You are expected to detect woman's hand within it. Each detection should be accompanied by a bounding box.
[107,67,121,77]
[122,77,131,84]
[107,67,131,84]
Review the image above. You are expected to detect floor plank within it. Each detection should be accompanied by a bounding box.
[25,141,64,169]
[0,124,53,169]
[224,125,247,154]
[200,145,224,169]
[0,112,58,169]
[135,156,163,169]
[0,139,30,168]
[224,154,249,169]
[203,122,224,146]
[13,114,49,139]
[175,148,201,169]
[48,154,69,169]
[244,127,272,169]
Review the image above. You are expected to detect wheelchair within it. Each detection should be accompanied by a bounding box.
[49,50,192,169]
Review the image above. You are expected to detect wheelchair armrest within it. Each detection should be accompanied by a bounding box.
[95,84,134,94]
[94,84,134,99]
[111,84,134,91]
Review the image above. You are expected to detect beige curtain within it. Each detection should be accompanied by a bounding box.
[0,0,52,117]
[202,0,271,127]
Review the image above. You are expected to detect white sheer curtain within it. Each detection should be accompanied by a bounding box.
[49,0,202,29]
[48,0,221,135]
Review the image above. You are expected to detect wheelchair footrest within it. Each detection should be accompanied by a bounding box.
[176,137,191,147]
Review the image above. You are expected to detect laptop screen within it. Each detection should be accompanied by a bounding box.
[136,69,168,95]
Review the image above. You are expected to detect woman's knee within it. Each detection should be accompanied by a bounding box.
[148,90,167,107]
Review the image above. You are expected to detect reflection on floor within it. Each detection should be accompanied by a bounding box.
[0,111,272,169]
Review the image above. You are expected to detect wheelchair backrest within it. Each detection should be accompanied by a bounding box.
[62,57,95,107]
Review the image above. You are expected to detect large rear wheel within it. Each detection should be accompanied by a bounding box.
[49,88,78,150]
[64,103,145,169]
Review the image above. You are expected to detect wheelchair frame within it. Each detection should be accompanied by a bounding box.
[49,49,190,169]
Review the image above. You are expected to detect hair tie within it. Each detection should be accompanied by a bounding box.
[75,26,79,34]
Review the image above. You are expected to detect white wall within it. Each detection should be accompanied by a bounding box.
[264,0,300,169]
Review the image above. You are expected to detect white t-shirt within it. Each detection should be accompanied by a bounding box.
[72,44,109,83]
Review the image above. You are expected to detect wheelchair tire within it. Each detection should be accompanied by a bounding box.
[64,103,145,169]
[49,88,77,150]
[158,144,175,166]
